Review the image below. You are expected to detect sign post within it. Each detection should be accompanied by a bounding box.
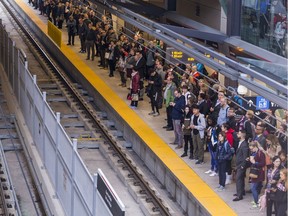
[95,169,125,216]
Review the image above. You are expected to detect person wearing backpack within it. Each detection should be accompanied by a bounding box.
[216,132,233,192]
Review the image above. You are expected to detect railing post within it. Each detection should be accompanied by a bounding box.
[55,112,60,198]
[71,139,77,216]
[42,92,46,167]
[93,173,97,216]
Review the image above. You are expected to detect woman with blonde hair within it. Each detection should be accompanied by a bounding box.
[274,168,287,216]
[258,134,282,168]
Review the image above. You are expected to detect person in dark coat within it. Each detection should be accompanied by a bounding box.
[147,69,162,116]
[181,106,193,158]
[233,130,249,201]
[265,156,281,216]
[85,23,96,61]
[170,89,185,149]
[67,16,76,45]
[133,50,146,100]
[107,40,120,77]
[78,18,87,53]
[274,168,287,216]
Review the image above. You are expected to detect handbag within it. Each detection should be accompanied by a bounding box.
[131,93,139,101]
[105,52,110,59]
[249,165,259,179]
[259,191,267,211]
[127,93,132,100]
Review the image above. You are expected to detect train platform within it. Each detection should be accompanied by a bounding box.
[15,0,267,215]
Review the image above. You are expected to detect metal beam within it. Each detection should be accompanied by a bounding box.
[161,24,227,42]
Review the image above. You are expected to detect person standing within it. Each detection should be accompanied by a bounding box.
[78,18,87,53]
[205,116,218,176]
[233,130,249,201]
[170,89,185,149]
[107,40,120,77]
[85,23,96,61]
[181,106,193,158]
[145,41,155,79]
[133,50,146,100]
[130,69,140,109]
[248,141,266,209]
[274,169,287,216]
[147,70,162,116]
[163,77,176,131]
[265,156,281,216]
[216,132,232,191]
[253,124,267,150]
[190,104,206,164]
[67,16,76,46]
[217,98,229,128]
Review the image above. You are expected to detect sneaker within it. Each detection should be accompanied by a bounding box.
[189,155,193,160]
[153,112,160,117]
[250,203,259,209]
[216,185,221,189]
[129,105,136,109]
[217,186,225,192]
[181,153,188,157]
[195,160,204,165]
[209,171,217,177]
[250,201,256,205]
[205,170,213,174]
[148,111,156,115]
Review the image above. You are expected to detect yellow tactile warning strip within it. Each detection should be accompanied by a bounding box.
[14,0,237,215]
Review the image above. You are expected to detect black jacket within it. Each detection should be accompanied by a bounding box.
[235,140,249,169]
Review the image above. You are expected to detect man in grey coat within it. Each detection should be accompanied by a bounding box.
[233,130,249,201]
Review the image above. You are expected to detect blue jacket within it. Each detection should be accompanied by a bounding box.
[216,141,232,162]
[171,95,185,120]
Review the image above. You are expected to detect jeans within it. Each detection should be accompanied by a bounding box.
[250,182,263,203]
[218,160,226,187]
[172,119,183,147]
[207,142,217,171]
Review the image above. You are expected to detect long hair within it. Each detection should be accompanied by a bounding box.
[218,131,226,143]
[279,168,288,190]
[266,134,280,150]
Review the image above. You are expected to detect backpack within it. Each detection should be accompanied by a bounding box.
[202,66,208,76]
[224,141,233,160]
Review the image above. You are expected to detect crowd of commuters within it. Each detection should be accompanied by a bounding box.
[29,1,288,214]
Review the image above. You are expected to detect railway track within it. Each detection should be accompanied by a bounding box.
[1,0,172,215]
[0,72,46,215]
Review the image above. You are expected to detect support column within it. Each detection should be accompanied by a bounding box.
[226,0,241,36]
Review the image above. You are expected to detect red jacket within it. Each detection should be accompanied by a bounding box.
[131,72,140,94]
[226,128,235,147]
